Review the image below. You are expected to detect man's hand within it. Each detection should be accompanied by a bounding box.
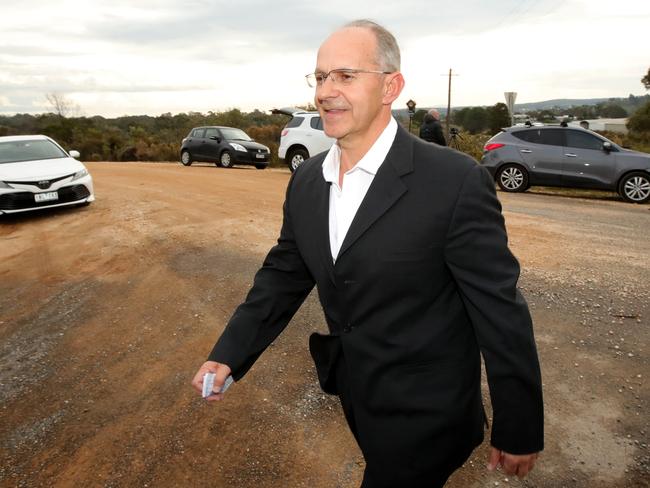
[487,447,539,478]
[191,361,232,402]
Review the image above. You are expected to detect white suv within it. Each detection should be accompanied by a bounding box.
[273,108,335,172]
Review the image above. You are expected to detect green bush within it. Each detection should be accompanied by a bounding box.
[0,109,288,164]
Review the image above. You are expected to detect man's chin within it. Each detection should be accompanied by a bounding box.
[323,125,343,140]
[323,117,350,137]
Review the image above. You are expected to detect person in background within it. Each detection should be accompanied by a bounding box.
[419,108,447,146]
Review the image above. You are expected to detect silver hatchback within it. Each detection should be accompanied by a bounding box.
[481,126,650,203]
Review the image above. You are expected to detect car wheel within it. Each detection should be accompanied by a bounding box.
[287,148,308,172]
[496,164,529,192]
[219,150,234,168]
[255,164,266,170]
[180,151,193,166]
[618,172,650,203]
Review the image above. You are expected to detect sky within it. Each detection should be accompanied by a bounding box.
[1,0,648,118]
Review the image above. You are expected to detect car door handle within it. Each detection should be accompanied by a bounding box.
[520,149,532,153]
[565,153,577,157]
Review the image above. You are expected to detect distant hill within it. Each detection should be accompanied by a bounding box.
[392,94,649,118]
[514,98,612,111]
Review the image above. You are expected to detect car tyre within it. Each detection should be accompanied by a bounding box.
[180,150,193,166]
[255,164,267,170]
[496,164,529,192]
[287,148,308,172]
[618,172,650,203]
[219,150,234,168]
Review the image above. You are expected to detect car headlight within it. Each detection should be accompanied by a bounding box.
[0,181,11,189]
[229,142,246,152]
[72,168,89,181]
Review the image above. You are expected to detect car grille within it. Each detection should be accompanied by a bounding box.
[4,173,74,190]
[0,185,90,211]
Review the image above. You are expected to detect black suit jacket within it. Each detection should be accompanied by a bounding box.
[209,125,544,465]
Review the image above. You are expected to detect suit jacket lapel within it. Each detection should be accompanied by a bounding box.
[305,161,336,284]
[336,125,415,260]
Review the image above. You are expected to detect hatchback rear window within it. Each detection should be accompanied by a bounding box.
[512,130,539,143]
[310,117,325,130]
[285,117,304,129]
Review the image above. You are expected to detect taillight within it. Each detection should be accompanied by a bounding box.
[281,129,288,137]
[484,143,505,152]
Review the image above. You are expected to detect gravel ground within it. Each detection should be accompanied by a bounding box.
[0,162,648,488]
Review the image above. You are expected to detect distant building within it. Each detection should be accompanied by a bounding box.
[568,118,628,134]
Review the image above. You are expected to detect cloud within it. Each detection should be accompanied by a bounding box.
[0,0,648,116]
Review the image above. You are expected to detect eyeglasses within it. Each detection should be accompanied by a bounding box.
[305,68,393,88]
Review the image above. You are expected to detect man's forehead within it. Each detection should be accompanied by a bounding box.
[316,27,377,69]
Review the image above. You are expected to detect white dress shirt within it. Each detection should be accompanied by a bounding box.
[322,117,398,262]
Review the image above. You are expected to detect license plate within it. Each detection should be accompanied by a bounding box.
[255,153,266,159]
[35,191,58,202]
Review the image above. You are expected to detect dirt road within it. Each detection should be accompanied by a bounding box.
[1,162,648,488]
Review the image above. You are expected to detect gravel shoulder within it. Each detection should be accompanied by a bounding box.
[0,162,648,488]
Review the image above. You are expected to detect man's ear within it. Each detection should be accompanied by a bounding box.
[382,72,405,105]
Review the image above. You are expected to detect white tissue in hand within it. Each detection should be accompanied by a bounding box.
[202,373,234,398]
[202,372,216,398]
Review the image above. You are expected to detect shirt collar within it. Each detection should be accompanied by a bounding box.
[322,117,398,184]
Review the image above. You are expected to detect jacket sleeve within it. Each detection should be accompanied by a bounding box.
[444,163,544,454]
[208,173,316,380]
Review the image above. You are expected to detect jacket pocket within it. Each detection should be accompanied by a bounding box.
[308,333,341,395]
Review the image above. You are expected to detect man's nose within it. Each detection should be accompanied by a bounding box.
[316,75,339,100]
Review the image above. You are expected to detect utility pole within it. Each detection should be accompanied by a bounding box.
[442,69,459,139]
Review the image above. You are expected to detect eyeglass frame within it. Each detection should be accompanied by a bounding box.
[305,68,394,88]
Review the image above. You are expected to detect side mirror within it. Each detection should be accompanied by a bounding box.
[69,150,80,158]
[209,136,221,143]
[602,142,612,153]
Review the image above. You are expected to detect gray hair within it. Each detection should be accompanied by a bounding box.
[343,19,401,72]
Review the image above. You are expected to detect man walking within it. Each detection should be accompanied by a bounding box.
[192,19,543,487]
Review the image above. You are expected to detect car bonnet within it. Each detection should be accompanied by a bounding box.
[0,157,87,181]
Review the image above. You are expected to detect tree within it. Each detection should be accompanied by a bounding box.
[463,107,488,134]
[413,109,427,126]
[627,102,650,133]
[45,93,78,119]
[537,109,556,123]
[452,107,471,128]
[642,67,650,90]
[570,105,596,120]
[486,102,511,133]
[598,104,627,118]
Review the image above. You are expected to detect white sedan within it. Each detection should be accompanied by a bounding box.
[0,135,94,215]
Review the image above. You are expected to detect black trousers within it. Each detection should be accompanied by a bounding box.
[334,354,460,488]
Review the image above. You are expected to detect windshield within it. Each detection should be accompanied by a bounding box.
[0,139,68,164]
[220,128,252,141]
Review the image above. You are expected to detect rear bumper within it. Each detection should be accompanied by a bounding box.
[278,142,288,159]
[479,158,498,178]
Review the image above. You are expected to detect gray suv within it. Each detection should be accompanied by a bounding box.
[481,126,650,203]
